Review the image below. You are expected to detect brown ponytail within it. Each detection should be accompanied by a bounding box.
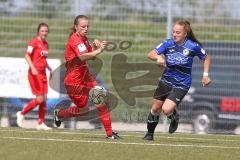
[175,20,202,46]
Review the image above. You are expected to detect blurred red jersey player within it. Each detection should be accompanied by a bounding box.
[54,15,120,139]
[16,23,52,130]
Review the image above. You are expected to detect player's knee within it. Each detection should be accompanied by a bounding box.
[76,106,90,115]
[151,107,160,115]
[162,107,172,116]
[36,96,45,104]
[41,106,46,111]
[151,102,162,113]
[95,103,106,109]
[76,100,88,109]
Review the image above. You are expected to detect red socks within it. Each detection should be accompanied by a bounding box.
[21,99,47,125]
[57,105,113,136]
[96,105,113,136]
[38,102,46,124]
[21,99,40,115]
[57,106,89,119]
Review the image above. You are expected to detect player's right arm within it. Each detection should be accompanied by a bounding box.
[148,40,169,67]
[25,44,38,75]
[92,39,102,51]
[148,50,166,67]
[77,41,107,61]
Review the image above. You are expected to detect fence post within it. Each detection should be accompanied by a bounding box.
[163,0,173,132]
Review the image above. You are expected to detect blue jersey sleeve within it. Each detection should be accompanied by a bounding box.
[155,40,169,55]
[193,43,207,60]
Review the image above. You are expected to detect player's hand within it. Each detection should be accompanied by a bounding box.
[156,56,166,67]
[31,67,38,75]
[100,41,107,51]
[93,39,101,49]
[48,68,53,80]
[202,76,211,87]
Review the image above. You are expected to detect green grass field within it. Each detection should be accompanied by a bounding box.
[0,128,240,160]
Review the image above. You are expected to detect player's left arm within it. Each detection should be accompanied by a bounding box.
[202,54,211,87]
[194,44,212,87]
[46,61,52,79]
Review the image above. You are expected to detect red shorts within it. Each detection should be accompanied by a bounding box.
[28,70,48,95]
[65,70,97,108]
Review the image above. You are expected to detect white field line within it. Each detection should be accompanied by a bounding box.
[0,129,240,143]
[1,136,240,150]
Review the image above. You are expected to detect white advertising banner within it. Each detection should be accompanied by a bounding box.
[0,57,61,99]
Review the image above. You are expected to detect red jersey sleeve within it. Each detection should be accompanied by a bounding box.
[74,42,88,56]
[25,39,36,55]
[68,33,93,58]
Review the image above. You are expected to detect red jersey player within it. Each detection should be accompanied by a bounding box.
[54,15,120,139]
[16,23,52,130]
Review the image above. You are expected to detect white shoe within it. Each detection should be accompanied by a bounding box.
[37,123,52,131]
[16,111,24,128]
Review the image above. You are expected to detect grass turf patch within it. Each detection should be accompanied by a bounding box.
[0,128,240,160]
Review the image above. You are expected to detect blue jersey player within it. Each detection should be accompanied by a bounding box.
[144,20,211,140]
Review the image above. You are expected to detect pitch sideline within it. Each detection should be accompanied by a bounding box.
[0,128,239,143]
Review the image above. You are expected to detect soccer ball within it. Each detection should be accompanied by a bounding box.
[89,86,107,105]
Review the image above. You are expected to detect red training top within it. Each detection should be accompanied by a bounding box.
[25,37,48,71]
[64,32,93,85]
